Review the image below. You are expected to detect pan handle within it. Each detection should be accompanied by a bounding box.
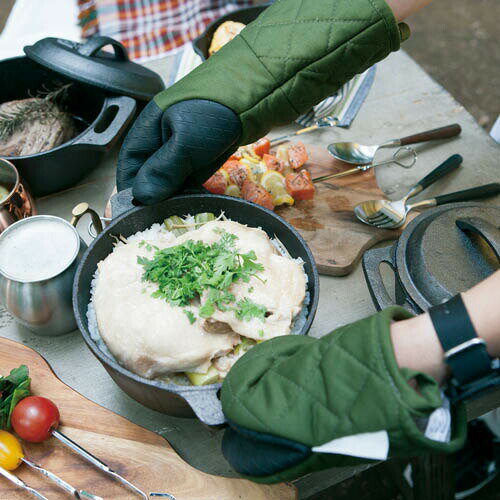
[455,216,500,261]
[362,245,397,311]
[362,245,420,314]
[182,388,226,426]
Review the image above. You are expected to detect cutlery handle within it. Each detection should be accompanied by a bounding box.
[399,123,462,146]
[434,183,500,205]
[416,154,463,190]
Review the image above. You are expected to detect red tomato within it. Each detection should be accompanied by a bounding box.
[11,396,60,443]
[228,151,242,161]
[252,137,271,158]
[241,180,274,210]
[203,171,227,194]
[262,153,283,173]
[288,142,308,170]
[285,170,315,201]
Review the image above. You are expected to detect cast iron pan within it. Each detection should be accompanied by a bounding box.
[73,193,319,426]
[363,202,500,314]
[192,4,270,60]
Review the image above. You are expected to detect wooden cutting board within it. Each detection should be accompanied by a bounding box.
[0,337,297,500]
[275,144,401,276]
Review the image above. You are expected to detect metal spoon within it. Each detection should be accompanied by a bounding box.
[356,183,500,229]
[328,123,461,165]
[312,146,417,183]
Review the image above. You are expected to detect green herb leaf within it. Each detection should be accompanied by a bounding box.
[235,298,267,322]
[138,229,265,322]
[184,310,196,324]
[0,365,31,430]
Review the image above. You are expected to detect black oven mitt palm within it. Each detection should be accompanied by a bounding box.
[117,0,409,204]
[220,307,467,483]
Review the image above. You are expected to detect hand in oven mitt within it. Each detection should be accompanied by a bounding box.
[220,307,467,483]
[117,0,409,204]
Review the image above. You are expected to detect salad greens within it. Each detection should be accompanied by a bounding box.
[138,229,268,323]
[0,365,31,429]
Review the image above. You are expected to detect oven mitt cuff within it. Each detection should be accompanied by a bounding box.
[220,307,467,483]
[155,0,408,146]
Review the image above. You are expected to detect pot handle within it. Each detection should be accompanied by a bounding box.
[78,36,130,61]
[71,96,136,150]
[182,388,226,426]
[71,202,109,239]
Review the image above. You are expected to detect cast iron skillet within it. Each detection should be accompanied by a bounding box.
[73,194,320,426]
[192,4,270,60]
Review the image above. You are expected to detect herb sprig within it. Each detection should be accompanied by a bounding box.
[138,230,267,323]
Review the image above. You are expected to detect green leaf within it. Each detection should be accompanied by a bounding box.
[184,310,196,324]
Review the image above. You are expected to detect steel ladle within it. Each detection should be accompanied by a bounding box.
[328,123,461,165]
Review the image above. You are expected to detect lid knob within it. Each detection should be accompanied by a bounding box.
[78,36,129,61]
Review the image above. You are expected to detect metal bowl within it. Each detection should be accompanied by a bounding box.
[73,194,319,425]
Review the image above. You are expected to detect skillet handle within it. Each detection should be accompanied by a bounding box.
[362,244,420,314]
[182,388,226,426]
[71,96,136,150]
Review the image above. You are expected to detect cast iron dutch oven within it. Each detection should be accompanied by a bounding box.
[73,191,320,426]
[363,202,500,314]
[0,36,164,196]
[192,4,270,60]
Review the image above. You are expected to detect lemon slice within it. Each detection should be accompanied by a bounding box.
[225,184,242,197]
[274,193,294,206]
[261,171,294,206]
[261,170,286,192]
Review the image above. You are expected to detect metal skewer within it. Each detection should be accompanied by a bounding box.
[0,465,48,500]
[21,458,103,500]
[53,429,151,499]
[313,146,417,183]
[270,116,339,145]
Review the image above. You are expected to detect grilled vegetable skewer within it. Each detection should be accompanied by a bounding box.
[11,396,160,499]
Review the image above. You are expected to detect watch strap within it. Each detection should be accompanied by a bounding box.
[429,294,492,387]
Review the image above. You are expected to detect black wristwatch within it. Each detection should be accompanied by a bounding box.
[429,294,500,403]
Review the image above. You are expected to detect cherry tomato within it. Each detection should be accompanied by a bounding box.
[11,396,60,443]
[0,430,24,471]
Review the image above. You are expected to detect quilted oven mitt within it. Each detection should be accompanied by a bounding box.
[220,307,468,483]
[117,0,410,204]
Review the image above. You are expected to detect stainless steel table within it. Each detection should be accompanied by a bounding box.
[1,50,499,498]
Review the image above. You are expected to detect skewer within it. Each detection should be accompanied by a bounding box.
[0,465,48,500]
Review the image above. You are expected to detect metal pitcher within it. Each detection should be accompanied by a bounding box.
[0,215,87,336]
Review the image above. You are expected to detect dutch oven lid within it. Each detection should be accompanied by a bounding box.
[395,202,500,310]
[24,36,165,101]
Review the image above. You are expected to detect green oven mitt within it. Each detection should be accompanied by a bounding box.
[118,0,409,204]
[220,307,467,483]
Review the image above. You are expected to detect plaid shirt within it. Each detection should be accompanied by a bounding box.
[78,0,255,61]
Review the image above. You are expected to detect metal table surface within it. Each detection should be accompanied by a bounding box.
[1,50,499,498]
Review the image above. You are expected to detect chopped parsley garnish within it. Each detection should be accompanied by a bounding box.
[248,287,254,293]
[258,329,265,338]
[235,298,267,322]
[138,230,267,322]
[184,310,196,324]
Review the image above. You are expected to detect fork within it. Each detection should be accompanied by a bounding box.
[356,183,500,229]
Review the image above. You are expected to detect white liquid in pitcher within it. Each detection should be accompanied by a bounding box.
[0,217,79,282]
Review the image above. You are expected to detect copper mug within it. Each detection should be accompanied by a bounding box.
[0,158,36,233]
